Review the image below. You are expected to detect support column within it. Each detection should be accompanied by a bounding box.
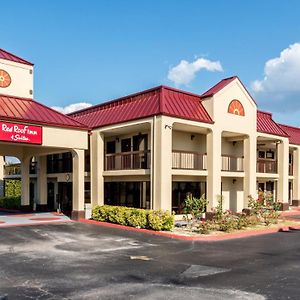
[277,138,289,203]
[72,149,85,220]
[293,147,300,201]
[37,156,47,210]
[243,136,257,209]
[153,116,172,211]
[21,156,31,209]
[90,132,104,208]
[0,156,4,197]
[206,129,221,211]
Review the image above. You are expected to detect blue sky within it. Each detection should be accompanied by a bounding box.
[2,0,300,125]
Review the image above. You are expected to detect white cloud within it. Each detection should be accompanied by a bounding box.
[168,57,223,86]
[251,43,300,113]
[51,102,92,114]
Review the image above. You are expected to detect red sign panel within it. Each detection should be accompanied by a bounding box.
[0,121,42,145]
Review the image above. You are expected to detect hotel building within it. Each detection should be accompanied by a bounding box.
[1,48,300,219]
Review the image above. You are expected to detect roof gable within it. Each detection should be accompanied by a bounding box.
[201,76,237,98]
[70,86,213,129]
[0,48,33,66]
[257,111,288,137]
[0,94,88,130]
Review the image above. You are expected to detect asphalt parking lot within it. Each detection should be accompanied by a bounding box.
[0,222,299,299]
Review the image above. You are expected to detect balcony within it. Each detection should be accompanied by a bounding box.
[4,161,37,176]
[172,150,207,170]
[257,159,277,173]
[221,155,244,172]
[105,150,150,171]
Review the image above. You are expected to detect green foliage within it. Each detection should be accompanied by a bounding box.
[248,192,280,226]
[4,180,21,197]
[0,196,21,209]
[91,205,174,231]
[148,210,174,231]
[127,208,148,228]
[184,194,208,220]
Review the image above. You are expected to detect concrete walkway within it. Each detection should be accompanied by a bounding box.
[0,212,71,227]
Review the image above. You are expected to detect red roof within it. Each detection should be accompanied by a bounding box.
[0,94,88,130]
[257,111,288,137]
[70,86,213,129]
[0,48,33,66]
[201,76,237,98]
[278,124,300,145]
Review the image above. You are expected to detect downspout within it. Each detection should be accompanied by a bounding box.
[150,116,156,210]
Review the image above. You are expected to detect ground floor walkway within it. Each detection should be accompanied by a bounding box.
[0,211,71,227]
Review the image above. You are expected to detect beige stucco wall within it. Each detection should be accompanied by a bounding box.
[172,131,206,153]
[0,59,33,98]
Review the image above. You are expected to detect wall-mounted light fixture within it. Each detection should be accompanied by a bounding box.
[232,141,236,146]
[116,137,119,143]
[191,134,195,140]
[232,179,237,184]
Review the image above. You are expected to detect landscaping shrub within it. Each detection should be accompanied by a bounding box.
[126,208,148,228]
[148,210,174,231]
[184,194,208,220]
[4,180,21,197]
[91,205,174,231]
[0,196,21,209]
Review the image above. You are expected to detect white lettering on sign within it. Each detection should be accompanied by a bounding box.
[0,122,42,144]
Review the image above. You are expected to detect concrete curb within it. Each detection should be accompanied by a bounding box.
[79,219,300,242]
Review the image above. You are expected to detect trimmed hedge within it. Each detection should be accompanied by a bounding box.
[92,205,174,231]
[0,196,21,209]
[4,180,21,197]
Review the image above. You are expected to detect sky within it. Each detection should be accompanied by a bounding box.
[1,0,300,125]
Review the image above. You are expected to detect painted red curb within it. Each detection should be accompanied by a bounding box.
[29,217,61,221]
[0,220,72,228]
[79,219,300,242]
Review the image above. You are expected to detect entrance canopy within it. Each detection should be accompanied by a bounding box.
[0,93,89,219]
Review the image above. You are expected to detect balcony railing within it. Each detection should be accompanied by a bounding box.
[257,159,277,173]
[221,155,244,172]
[172,150,207,170]
[105,150,150,171]
[4,161,37,176]
[289,163,293,176]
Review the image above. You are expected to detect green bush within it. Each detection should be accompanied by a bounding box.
[91,205,174,231]
[0,196,21,209]
[184,194,208,220]
[148,210,174,231]
[4,180,21,197]
[127,208,148,228]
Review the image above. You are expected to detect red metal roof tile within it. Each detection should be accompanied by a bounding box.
[201,76,237,98]
[69,86,213,128]
[257,111,288,137]
[278,124,300,145]
[0,48,33,66]
[0,94,88,130]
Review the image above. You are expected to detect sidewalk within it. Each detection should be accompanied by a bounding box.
[0,212,72,227]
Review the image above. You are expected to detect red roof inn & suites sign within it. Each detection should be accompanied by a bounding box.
[0,121,42,145]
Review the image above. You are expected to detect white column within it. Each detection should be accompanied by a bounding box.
[206,129,222,211]
[243,136,257,209]
[90,132,104,207]
[293,147,300,200]
[21,156,30,207]
[72,149,85,219]
[277,138,289,203]
[0,156,4,197]
[153,116,172,211]
[37,156,47,207]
